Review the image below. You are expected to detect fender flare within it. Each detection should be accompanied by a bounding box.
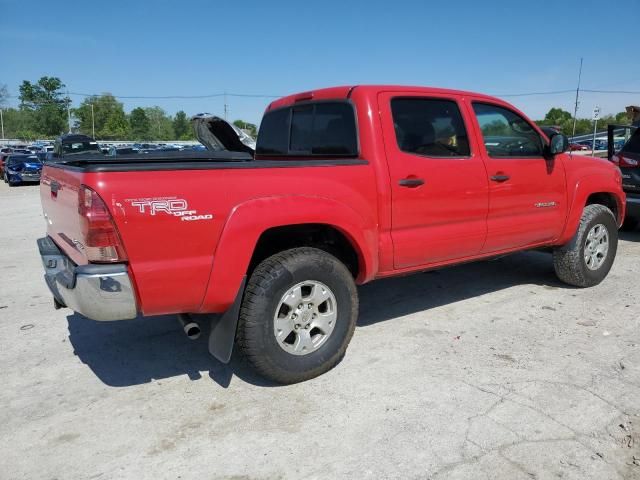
[558,174,624,245]
[197,195,378,313]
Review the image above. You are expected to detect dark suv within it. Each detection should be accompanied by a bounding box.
[609,125,640,228]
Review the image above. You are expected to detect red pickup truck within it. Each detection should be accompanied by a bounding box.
[38,85,625,384]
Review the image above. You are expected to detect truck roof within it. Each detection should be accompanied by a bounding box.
[267,85,499,111]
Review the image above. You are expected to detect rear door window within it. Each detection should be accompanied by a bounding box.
[391,98,470,157]
[257,102,358,157]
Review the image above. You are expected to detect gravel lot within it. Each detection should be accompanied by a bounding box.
[0,181,639,480]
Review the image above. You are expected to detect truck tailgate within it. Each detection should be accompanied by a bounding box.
[40,166,88,266]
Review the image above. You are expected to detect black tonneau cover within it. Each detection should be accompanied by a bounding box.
[46,154,367,173]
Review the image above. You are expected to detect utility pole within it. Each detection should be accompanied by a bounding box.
[223,91,229,120]
[0,109,4,141]
[572,57,583,138]
[90,104,95,139]
[65,89,72,133]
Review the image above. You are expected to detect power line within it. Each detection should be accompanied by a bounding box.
[495,89,575,97]
[67,91,282,99]
[5,88,639,102]
[582,89,640,94]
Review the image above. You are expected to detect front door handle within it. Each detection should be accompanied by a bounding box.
[398,178,425,188]
[490,174,510,182]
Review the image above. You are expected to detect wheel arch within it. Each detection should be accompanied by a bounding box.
[197,195,378,313]
[558,175,625,245]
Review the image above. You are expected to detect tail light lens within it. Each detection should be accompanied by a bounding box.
[78,185,128,263]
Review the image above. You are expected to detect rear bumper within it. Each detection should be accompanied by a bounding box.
[38,237,137,321]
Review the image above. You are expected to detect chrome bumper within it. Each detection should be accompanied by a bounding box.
[37,237,137,321]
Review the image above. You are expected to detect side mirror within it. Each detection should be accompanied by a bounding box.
[549,133,569,155]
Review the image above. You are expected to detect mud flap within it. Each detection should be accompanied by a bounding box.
[208,276,246,363]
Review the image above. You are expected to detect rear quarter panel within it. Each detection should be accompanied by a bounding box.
[82,164,378,316]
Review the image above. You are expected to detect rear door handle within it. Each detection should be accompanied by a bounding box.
[398,178,425,188]
[490,174,510,182]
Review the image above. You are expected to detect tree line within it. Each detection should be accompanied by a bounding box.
[0,77,258,141]
[534,107,631,136]
[0,77,632,141]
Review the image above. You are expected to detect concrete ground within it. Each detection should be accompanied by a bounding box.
[0,181,638,480]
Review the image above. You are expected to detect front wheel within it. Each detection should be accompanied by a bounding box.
[236,247,358,384]
[553,204,618,287]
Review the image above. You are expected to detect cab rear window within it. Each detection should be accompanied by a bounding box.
[256,102,358,157]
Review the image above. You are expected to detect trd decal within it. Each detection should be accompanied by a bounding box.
[124,197,213,221]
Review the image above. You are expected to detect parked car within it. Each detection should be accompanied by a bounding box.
[37,85,625,384]
[569,143,589,151]
[0,149,13,175]
[609,125,640,229]
[4,154,43,186]
[47,133,103,161]
[107,146,138,157]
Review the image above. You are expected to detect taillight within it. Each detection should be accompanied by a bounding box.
[78,185,127,263]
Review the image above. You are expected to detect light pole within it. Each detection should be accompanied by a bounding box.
[90,104,95,139]
[0,109,4,142]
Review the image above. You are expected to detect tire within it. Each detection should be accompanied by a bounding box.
[553,204,618,287]
[236,247,358,384]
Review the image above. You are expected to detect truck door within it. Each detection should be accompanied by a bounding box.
[378,92,489,269]
[468,100,567,252]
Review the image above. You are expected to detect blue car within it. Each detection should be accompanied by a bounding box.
[3,155,43,186]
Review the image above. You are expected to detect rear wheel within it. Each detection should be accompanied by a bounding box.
[553,204,618,287]
[236,247,358,384]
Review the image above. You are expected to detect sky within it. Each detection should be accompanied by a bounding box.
[1,0,639,125]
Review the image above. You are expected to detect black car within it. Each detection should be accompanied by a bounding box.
[4,155,43,186]
[52,134,102,159]
[609,125,640,229]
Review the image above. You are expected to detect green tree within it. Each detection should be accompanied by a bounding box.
[542,108,572,126]
[102,108,129,139]
[1,108,38,139]
[74,94,129,139]
[18,76,69,136]
[0,84,8,108]
[172,110,192,139]
[144,106,174,140]
[129,107,151,140]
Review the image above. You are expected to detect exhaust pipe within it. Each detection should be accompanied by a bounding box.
[177,314,201,340]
